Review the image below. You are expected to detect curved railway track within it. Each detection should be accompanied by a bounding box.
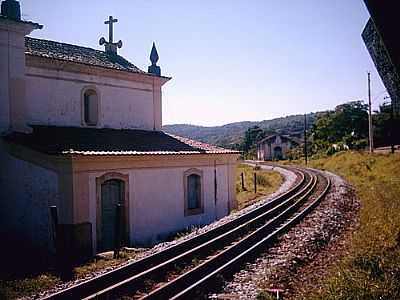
[43,165,330,300]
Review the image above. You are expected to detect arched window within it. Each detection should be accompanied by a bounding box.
[83,88,98,126]
[187,174,201,209]
[184,169,203,216]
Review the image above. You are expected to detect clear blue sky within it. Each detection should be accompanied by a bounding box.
[22,0,387,126]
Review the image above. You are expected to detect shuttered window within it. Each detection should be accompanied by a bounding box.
[187,174,201,210]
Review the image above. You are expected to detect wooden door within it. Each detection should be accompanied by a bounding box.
[100,179,124,252]
[273,146,283,160]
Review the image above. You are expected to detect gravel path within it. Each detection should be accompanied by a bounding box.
[31,165,297,299]
[212,169,360,300]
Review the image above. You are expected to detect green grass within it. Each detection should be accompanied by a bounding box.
[294,151,400,299]
[0,274,61,300]
[236,164,283,210]
[0,250,137,299]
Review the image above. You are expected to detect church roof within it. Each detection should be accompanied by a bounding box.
[5,126,239,156]
[257,134,300,145]
[25,37,146,75]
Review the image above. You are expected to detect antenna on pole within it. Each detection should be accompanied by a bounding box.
[304,113,308,165]
[368,72,374,153]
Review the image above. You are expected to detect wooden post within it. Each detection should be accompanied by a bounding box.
[114,204,122,259]
[214,160,217,204]
[241,172,245,191]
[254,172,257,194]
[391,101,395,154]
[49,206,58,265]
[368,72,374,153]
[50,206,58,245]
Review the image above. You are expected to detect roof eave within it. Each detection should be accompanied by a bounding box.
[0,15,43,29]
[25,53,172,84]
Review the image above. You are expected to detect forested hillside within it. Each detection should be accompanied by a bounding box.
[163,113,318,149]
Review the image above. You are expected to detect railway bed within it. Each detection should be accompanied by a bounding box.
[43,165,330,300]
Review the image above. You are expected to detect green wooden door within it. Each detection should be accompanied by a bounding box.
[100,179,124,252]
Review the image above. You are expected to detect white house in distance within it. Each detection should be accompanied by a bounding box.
[257,134,299,161]
[0,0,239,264]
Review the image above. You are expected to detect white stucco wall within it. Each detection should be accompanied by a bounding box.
[0,20,39,133]
[0,141,60,259]
[258,137,294,160]
[84,164,232,249]
[24,66,159,130]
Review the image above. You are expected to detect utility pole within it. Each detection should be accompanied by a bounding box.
[385,96,395,154]
[304,114,308,165]
[391,101,395,154]
[368,72,374,153]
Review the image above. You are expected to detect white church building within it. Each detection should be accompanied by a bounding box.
[0,0,239,263]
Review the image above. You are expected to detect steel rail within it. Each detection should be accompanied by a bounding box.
[139,172,321,300]
[84,171,315,299]
[168,172,331,300]
[43,166,308,300]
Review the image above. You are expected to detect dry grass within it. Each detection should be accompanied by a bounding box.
[295,151,400,299]
[0,274,61,300]
[236,164,283,210]
[73,251,135,279]
[0,250,138,299]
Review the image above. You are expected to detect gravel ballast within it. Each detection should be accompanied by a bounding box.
[31,165,297,299]
[212,170,360,300]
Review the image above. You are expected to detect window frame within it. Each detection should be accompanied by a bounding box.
[81,86,100,127]
[183,168,204,216]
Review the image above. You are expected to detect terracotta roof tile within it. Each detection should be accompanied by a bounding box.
[25,37,146,75]
[5,126,239,156]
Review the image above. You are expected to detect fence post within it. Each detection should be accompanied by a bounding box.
[50,206,58,247]
[114,204,122,259]
[241,172,245,191]
[254,172,257,194]
[49,206,58,269]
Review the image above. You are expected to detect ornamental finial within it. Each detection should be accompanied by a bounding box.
[1,0,21,21]
[148,42,161,76]
[150,42,159,66]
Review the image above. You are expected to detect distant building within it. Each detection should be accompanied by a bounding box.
[362,0,400,114]
[256,135,299,161]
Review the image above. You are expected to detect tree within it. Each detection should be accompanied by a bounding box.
[373,102,400,148]
[311,100,369,152]
[241,126,264,153]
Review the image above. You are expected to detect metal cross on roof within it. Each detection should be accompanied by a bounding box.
[105,16,117,43]
[99,15,122,55]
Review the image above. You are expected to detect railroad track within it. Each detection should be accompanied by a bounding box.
[43,165,330,300]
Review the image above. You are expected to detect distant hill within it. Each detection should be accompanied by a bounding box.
[163,113,319,149]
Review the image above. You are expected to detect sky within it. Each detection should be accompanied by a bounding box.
[22,0,387,126]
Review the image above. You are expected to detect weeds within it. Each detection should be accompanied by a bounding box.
[236,164,283,210]
[296,151,400,300]
[0,249,137,299]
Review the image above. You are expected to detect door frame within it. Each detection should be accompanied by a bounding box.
[96,172,130,252]
[273,146,283,160]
